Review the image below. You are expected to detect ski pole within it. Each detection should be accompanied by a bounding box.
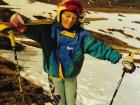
[109,52,136,105]
[8,30,26,105]
[109,70,125,105]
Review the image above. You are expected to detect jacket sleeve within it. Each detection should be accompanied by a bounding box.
[23,24,52,43]
[82,31,122,64]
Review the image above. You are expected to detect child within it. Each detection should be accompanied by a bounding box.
[10,0,134,105]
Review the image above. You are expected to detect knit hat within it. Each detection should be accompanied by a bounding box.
[57,0,83,23]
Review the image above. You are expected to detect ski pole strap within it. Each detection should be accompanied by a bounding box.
[8,30,16,47]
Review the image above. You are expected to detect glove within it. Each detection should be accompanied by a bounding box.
[122,55,135,73]
[122,55,134,63]
[10,13,24,27]
[10,13,27,33]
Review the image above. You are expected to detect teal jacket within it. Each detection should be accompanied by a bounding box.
[24,21,122,78]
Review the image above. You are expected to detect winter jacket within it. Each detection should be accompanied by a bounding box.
[24,21,122,78]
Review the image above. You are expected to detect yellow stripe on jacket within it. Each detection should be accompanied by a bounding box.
[60,30,76,38]
[58,61,64,80]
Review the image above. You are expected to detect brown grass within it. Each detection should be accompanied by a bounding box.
[107,28,133,38]
[0,36,25,51]
[0,56,53,104]
[85,7,140,14]
[27,0,140,14]
[132,21,140,24]
[88,30,136,49]
[136,37,140,41]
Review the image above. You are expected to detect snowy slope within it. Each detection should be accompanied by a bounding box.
[1,0,140,105]
[84,12,140,48]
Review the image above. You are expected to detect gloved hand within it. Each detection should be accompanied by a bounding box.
[122,55,136,73]
[10,13,27,33]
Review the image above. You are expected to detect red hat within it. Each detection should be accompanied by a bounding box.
[57,0,83,22]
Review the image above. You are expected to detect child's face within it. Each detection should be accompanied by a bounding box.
[61,11,78,29]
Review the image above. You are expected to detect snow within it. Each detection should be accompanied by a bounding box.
[1,0,140,105]
[84,12,140,48]
[78,55,140,105]
[1,0,56,19]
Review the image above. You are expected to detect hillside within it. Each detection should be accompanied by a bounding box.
[29,0,140,9]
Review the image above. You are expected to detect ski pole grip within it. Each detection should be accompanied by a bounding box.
[8,30,16,47]
[128,51,134,57]
[122,51,136,73]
